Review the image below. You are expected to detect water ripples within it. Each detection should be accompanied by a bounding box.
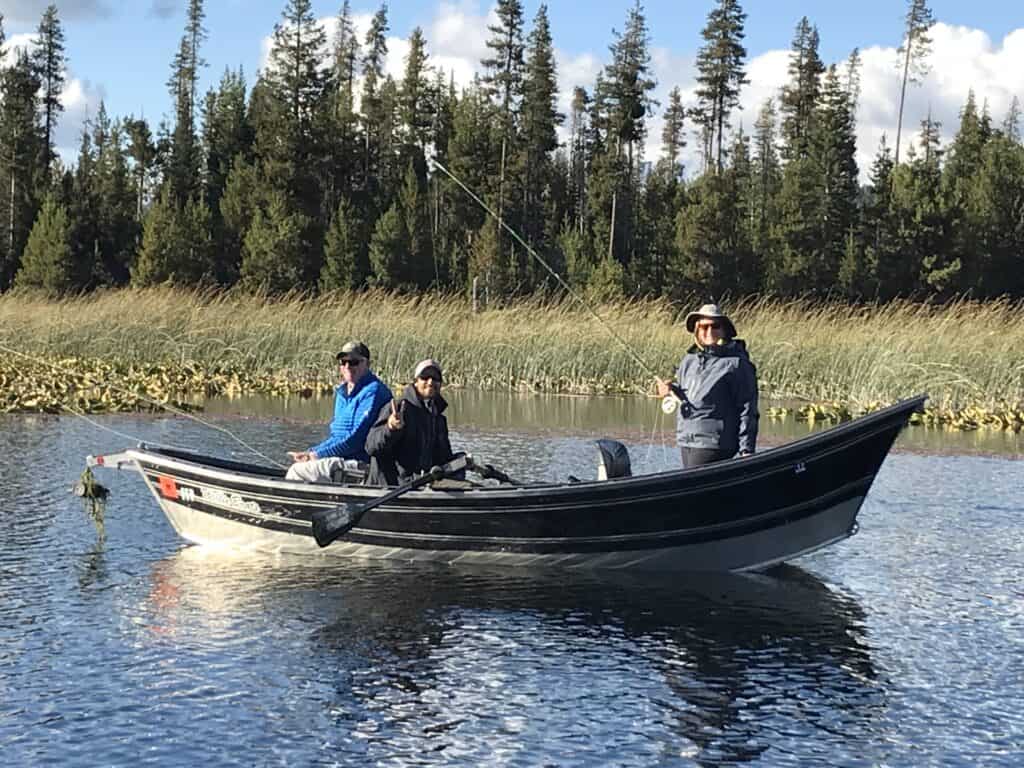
[1,416,1022,765]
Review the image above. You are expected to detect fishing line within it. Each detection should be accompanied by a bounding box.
[431,157,688,431]
[60,401,200,454]
[431,157,663,382]
[0,343,286,468]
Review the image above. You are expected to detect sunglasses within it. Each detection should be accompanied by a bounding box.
[696,321,722,331]
[417,373,441,383]
[338,358,364,367]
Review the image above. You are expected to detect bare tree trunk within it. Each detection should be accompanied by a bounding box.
[607,190,617,262]
[8,171,15,256]
[895,35,913,167]
[6,121,15,257]
[497,137,507,238]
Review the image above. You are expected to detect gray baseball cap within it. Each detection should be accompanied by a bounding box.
[336,341,371,361]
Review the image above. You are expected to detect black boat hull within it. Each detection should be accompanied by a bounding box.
[91,395,925,572]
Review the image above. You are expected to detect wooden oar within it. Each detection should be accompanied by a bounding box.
[311,454,469,548]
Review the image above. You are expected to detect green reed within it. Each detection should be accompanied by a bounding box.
[1,287,1022,417]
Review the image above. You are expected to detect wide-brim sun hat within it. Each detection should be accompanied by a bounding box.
[684,303,737,337]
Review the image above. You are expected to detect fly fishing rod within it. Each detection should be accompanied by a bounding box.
[429,157,687,414]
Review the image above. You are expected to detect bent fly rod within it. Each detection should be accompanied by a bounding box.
[429,157,687,414]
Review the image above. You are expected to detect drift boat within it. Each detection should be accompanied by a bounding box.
[87,395,925,572]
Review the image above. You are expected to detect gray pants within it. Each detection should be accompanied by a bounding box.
[680,447,734,469]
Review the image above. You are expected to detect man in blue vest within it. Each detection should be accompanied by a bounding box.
[286,341,393,483]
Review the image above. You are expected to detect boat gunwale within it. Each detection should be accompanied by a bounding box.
[125,394,924,505]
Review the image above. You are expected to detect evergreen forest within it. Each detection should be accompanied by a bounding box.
[1,0,1022,304]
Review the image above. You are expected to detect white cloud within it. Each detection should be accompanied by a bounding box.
[425,0,491,85]
[853,23,1024,171]
[253,8,1023,184]
[0,30,104,164]
[1,31,38,62]
[55,77,107,164]
[0,0,110,24]
[640,22,1024,181]
[148,0,177,20]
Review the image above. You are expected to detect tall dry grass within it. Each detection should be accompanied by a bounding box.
[1,287,1021,410]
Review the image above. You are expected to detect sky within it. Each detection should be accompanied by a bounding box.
[1,0,1022,179]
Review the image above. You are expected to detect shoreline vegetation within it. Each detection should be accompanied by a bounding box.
[1,287,1023,432]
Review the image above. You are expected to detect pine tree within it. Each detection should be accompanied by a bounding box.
[399,160,433,288]
[368,202,409,290]
[92,112,140,286]
[891,114,952,295]
[67,118,100,288]
[255,0,330,284]
[770,156,824,295]
[660,86,686,177]
[319,197,364,291]
[751,98,781,257]
[133,187,183,286]
[894,0,934,165]
[240,190,310,292]
[360,4,389,203]
[203,68,252,222]
[813,65,860,290]
[972,133,1024,296]
[942,91,990,290]
[481,0,527,287]
[165,0,207,204]
[517,3,562,286]
[779,18,824,163]
[32,5,67,184]
[399,27,433,152]
[674,146,753,299]
[1002,96,1021,142]
[598,1,656,274]
[125,117,157,223]
[0,50,43,289]
[567,86,590,234]
[326,0,362,208]
[443,81,497,289]
[15,194,75,293]
[843,48,862,126]
[218,157,262,280]
[692,0,748,173]
[862,136,897,297]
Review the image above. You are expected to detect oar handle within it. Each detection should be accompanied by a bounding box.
[312,454,471,547]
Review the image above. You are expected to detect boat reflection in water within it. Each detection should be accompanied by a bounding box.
[144,548,880,764]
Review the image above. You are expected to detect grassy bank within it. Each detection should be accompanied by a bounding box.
[1,288,1022,430]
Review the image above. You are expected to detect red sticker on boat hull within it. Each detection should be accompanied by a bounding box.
[157,475,178,499]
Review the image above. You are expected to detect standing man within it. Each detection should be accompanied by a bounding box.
[655,303,759,468]
[286,341,393,483]
[365,359,458,486]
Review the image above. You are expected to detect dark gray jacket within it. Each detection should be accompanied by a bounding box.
[365,384,455,486]
[675,339,759,455]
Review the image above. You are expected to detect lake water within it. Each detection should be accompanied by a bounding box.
[1,392,1022,765]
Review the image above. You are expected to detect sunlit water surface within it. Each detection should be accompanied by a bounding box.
[1,395,1021,766]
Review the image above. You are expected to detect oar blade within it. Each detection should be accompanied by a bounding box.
[311,503,361,547]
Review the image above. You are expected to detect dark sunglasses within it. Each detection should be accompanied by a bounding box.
[338,358,364,367]
[696,321,722,331]
[417,373,441,383]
